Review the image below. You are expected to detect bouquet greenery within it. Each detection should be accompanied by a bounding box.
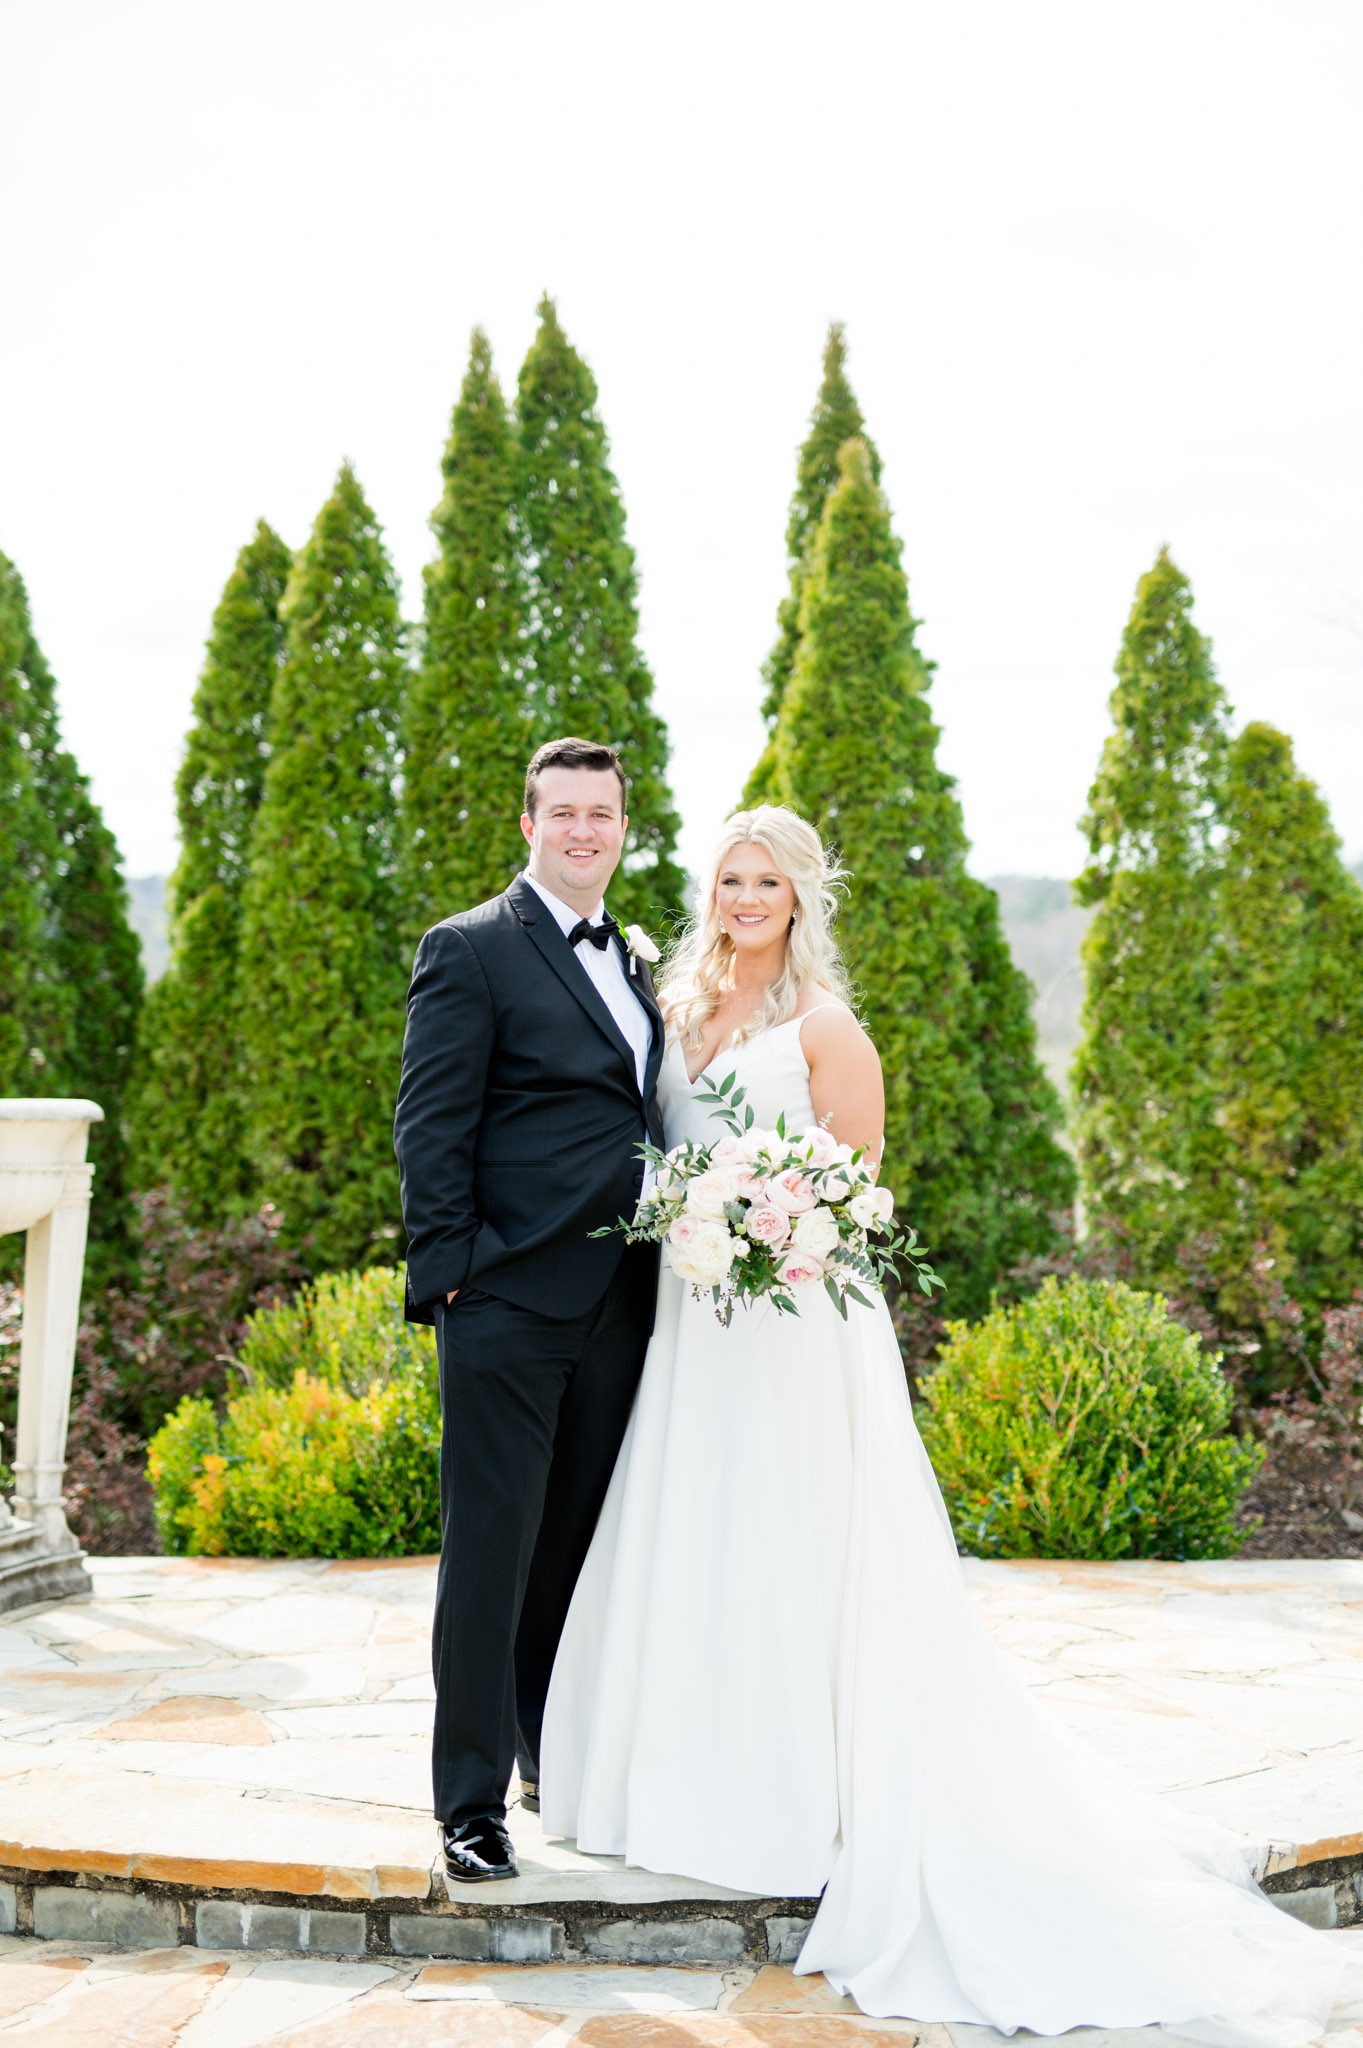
[594,1071,942,1322]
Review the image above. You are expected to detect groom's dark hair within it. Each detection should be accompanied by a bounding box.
[524,737,628,818]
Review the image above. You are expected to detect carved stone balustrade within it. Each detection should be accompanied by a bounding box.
[0,1098,103,1612]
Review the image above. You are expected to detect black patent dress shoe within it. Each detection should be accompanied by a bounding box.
[519,1780,540,1813]
[443,1814,518,1882]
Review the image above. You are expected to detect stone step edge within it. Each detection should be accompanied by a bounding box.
[3,1824,1362,1903]
[0,1865,823,1964]
[1,1855,1361,1961]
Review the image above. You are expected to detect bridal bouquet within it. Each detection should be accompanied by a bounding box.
[592,1072,943,1323]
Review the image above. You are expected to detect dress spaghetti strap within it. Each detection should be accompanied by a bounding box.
[794,1000,851,1060]
[798,1001,847,1020]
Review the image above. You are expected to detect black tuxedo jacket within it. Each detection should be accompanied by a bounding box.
[395,876,665,1324]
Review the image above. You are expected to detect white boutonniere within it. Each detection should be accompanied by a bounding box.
[623,924,661,977]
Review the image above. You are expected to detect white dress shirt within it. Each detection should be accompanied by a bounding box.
[523,873,653,1096]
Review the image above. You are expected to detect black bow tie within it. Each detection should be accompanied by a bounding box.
[568,913,621,952]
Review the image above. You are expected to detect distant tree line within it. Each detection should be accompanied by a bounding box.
[743,333,1076,1321]
[3,306,1360,1469]
[0,550,143,1276]
[1073,551,1363,1398]
[129,297,683,1275]
[739,333,1363,1388]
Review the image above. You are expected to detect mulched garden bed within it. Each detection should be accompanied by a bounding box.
[1235,1454,1363,1560]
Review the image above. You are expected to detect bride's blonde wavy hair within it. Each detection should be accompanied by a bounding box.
[659,805,854,1051]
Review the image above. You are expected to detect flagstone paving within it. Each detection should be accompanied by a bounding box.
[0,1937,1361,2045]
[3,1556,1363,1905]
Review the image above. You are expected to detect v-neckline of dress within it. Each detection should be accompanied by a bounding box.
[680,1016,799,1089]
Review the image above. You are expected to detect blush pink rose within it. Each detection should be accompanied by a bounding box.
[796,1125,840,1169]
[745,1204,791,1249]
[710,1132,744,1162]
[668,1214,702,1253]
[813,1163,854,1203]
[765,1165,817,1215]
[776,1247,825,1288]
[731,1163,761,1199]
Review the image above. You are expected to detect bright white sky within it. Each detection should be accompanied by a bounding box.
[3,0,1361,886]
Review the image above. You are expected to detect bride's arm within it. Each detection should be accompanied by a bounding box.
[801,1005,885,1166]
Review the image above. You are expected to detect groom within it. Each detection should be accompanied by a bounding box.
[394,736,664,1883]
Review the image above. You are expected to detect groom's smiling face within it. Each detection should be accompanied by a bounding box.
[521,766,629,912]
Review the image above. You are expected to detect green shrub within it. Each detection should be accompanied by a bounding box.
[236,1265,433,1396]
[147,1265,440,1557]
[917,1275,1263,1560]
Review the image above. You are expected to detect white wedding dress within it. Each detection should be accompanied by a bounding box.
[541,1013,1358,2044]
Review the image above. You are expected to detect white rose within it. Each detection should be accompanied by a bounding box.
[669,1219,739,1287]
[847,1191,880,1230]
[792,1205,841,1260]
[741,1125,781,1166]
[624,924,661,963]
[686,1166,742,1219]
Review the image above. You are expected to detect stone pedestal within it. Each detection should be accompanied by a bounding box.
[0,1098,103,1613]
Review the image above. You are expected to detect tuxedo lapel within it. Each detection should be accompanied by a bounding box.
[507,876,639,1088]
[627,958,666,1113]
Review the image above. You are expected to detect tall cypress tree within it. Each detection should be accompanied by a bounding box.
[744,324,880,805]
[0,549,142,1260]
[1073,550,1231,1286]
[770,440,1072,1316]
[401,329,527,941]
[238,467,408,1272]
[1198,723,1363,1363]
[0,604,62,1092]
[131,521,291,1220]
[516,295,684,931]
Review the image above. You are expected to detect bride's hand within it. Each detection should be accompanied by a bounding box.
[802,1004,885,1166]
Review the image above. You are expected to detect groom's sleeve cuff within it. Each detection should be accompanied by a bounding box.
[404,1242,474,1324]
[401,1261,470,1327]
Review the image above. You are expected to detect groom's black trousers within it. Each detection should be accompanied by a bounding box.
[431,1240,657,1828]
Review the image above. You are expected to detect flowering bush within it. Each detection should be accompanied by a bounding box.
[0,1282,18,1498]
[147,1366,441,1558]
[595,1070,940,1322]
[55,1190,302,1555]
[146,1264,439,1557]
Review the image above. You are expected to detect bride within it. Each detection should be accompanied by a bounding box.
[541,803,1356,2044]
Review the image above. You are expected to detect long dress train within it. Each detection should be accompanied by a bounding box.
[541,1014,1360,2045]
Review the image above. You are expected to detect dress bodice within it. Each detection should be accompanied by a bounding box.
[657,1015,825,1151]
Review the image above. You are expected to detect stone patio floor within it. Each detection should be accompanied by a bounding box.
[3,1555,1363,1902]
[4,1557,1363,2039]
[0,1937,1360,2047]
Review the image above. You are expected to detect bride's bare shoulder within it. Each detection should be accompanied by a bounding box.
[795,990,877,1062]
